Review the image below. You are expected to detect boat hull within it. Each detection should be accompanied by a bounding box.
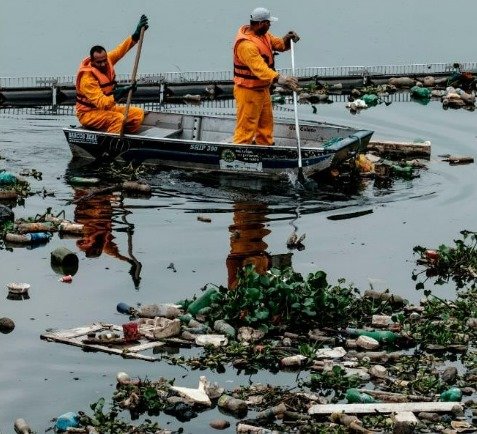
[63,113,373,179]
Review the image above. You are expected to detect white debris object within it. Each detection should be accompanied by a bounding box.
[170,377,212,406]
[315,346,347,359]
[195,334,228,347]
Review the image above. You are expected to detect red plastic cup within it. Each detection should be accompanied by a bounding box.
[122,322,140,342]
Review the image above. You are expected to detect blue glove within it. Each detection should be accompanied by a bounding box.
[132,15,148,42]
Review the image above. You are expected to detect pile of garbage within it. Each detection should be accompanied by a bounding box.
[10,229,477,432]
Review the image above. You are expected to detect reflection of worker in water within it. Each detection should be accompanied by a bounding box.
[226,202,272,289]
[73,188,142,286]
[74,189,123,258]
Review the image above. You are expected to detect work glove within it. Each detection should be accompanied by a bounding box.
[132,14,149,42]
[113,84,136,102]
[277,74,300,92]
[284,31,300,43]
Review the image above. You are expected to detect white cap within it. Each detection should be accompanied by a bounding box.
[250,7,278,22]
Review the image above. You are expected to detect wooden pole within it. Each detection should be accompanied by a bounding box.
[119,27,145,139]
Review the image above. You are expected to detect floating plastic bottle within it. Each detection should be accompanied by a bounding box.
[14,418,31,434]
[271,94,285,104]
[345,388,378,404]
[361,94,379,106]
[117,302,138,316]
[59,222,84,235]
[68,177,100,186]
[345,328,399,344]
[213,320,236,339]
[410,85,431,99]
[122,181,152,193]
[391,164,413,178]
[0,171,17,185]
[255,403,287,420]
[186,288,220,316]
[218,395,248,416]
[5,232,51,245]
[54,412,80,432]
[59,275,73,283]
[179,313,193,324]
[138,303,182,319]
[439,387,462,402]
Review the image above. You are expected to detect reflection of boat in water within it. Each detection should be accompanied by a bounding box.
[63,111,373,180]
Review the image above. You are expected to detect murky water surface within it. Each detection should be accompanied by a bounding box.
[2,0,477,431]
[1,98,476,432]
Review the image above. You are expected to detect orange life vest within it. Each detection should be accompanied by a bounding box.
[233,25,275,89]
[75,57,117,113]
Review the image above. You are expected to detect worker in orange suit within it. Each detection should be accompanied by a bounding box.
[233,7,300,145]
[75,15,149,134]
[226,202,272,290]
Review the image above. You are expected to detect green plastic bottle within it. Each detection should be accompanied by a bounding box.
[345,388,378,404]
[391,164,413,178]
[439,387,462,402]
[361,94,379,106]
[214,320,236,339]
[410,85,431,99]
[271,94,285,104]
[186,288,220,316]
[345,328,399,344]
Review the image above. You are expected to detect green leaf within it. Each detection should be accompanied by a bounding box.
[416,282,425,290]
[255,308,270,320]
[259,274,271,287]
[245,287,261,301]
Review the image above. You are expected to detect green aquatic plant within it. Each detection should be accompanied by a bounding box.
[413,230,477,290]
[305,365,363,399]
[193,265,370,334]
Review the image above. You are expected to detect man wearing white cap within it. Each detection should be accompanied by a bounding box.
[232,7,300,145]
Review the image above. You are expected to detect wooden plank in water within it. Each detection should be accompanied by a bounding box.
[41,323,160,362]
[367,140,431,157]
[308,401,461,415]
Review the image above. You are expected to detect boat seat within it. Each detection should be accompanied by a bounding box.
[137,126,183,139]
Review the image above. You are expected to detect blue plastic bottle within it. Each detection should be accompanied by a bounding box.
[28,232,51,244]
[117,302,137,315]
[54,411,79,431]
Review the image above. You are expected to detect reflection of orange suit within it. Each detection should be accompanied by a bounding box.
[75,36,144,134]
[74,189,128,260]
[232,26,287,145]
[226,202,271,289]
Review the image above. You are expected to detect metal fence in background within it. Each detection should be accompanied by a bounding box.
[2,62,477,88]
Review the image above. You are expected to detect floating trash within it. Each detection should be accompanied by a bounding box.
[6,282,30,295]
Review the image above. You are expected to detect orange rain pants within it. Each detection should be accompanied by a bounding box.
[77,106,144,134]
[233,85,274,146]
[226,202,271,289]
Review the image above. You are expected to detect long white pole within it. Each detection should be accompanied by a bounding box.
[290,40,303,173]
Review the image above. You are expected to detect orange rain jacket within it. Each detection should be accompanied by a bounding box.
[233,25,284,89]
[75,36,144,133]
[232,26,287,145]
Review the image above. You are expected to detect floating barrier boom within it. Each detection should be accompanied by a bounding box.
[1,61,476,107]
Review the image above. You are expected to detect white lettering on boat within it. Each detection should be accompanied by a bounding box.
[219,147,262,172]
[289,125,317,133]
[189,143,218,152]
[220,159,263,172]
[68,131,98,144]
